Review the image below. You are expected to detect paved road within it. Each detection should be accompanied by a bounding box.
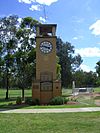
[0,107,100,113]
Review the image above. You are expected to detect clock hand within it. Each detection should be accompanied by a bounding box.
[43,46,50,49]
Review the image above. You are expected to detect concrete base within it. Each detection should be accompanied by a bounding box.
[32,80,61,104]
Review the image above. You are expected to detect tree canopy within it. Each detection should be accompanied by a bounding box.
[96,61,100,86]
[56,38,83,87]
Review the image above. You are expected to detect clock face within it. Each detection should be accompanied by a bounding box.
[40,41,53,54]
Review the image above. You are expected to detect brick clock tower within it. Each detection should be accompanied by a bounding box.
[32,24,61,104]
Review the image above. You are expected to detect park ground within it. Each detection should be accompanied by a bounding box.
[0,87,100,133]
[0,87,100,109]
[0,112,100,133]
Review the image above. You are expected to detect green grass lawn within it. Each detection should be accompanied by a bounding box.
[0,89,32,109]
[0,89,32,99]
[0,88,100,109]
[0,87,99,99]
[0,88,72,99]
[0,112,100,133]
[94,87,100,93]
[62,88,72,96]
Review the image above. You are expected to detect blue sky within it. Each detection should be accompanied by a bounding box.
[0,0,100,72]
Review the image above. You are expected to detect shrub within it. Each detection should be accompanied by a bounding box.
[64,97,69,103]
[49,96,69,105]
[25,97,40,105]
[25,97,32,105]
[33,98,40,105]
[8,102,13,106]
[16,97,22,105]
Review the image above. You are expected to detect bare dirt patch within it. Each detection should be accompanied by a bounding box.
[69,92,100,106]
[67,101,79,105]
[93,93,100,106]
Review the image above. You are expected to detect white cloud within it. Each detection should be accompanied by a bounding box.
[72,37,78,40]
[29,5,41,11]
[18,0,33,4]
[75,47,100,57]
[89,20,100,36]
[35,0,58,6]
[39,16,46,23]
[72,36,84,41]
[80,64,92,72]
[18,0,58,6]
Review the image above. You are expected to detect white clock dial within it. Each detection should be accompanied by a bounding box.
[40,41,53,54]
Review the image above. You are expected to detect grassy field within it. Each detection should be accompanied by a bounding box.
[0,87,99,99]
[0,112,100,133]
[94,87,100,93]
[0,89,100,133]
[0,87,100,109]
[0,89,32,99]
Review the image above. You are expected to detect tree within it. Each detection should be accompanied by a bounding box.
[56,38,83,88]
[0,15,18,99]
[73,70,98,87]
[15,17,39,99]
[0,41,4,88]
[84,71,97,87]
[96,61,100,76]
[56,56,61,80]
[73,70,85,87]
[96,61,100,86]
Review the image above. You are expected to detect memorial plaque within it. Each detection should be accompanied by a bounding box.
[41,82,53,91]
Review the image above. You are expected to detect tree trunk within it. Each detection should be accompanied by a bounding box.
[22,88,24,100]
[5,68,9,99]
